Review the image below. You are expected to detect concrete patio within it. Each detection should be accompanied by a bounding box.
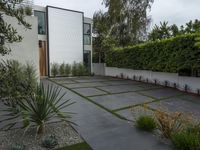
[47,76,200,150]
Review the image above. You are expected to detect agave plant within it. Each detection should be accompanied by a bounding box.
[0,83,75,134]
[42,135,58,148]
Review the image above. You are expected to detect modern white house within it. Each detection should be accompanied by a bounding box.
[1,5,93,78]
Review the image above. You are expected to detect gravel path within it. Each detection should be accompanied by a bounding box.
[0,122,83,150]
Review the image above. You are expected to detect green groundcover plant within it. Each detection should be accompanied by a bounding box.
[171,124,200,150]
[135,115,157,132]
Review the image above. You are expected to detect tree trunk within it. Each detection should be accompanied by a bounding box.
[37,123,45,134]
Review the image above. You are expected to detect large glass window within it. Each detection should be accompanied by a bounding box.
[84,23,91,45]
[34,11,46,35]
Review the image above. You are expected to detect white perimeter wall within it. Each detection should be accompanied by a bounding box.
[93,63,105,75]
[47,7,83,66]
[104,67,200,94]
[0,15,39,79]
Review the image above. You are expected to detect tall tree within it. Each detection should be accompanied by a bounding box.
[93,11,116,63]
[0,0,32,56]
[149,21,172,41]
[102,0,154,46]
[149,19,200,41]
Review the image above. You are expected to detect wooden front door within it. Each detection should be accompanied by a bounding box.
[39,41,47,77]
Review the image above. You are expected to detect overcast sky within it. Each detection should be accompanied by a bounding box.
[34,0,200,27]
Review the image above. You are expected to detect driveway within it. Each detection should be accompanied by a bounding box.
[47,76,200,150]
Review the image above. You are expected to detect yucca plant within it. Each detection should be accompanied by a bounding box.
[0,83,75,134]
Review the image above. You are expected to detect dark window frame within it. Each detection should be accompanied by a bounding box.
[84,23,91,45]
[84,23,91,35]
[34,10,46,35]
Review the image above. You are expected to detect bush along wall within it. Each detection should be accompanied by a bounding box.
[50,62,90,77]
[106,34,200,76]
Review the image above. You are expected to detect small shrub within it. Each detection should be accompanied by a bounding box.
[164,80,169,87]
[42,135,58,149]
[65,64,71,77]
[197,89,200,95]
[51,63,59,77]
[133,75,136,80]
[0,60,37,101]
[139,76,142,81]
[10,143,26,150]
[120,73,124,79]
[173,83,177,88]
[24,6,32,16]
[184,84,189,92]
[71,62,78,76]
[77,63,86,76]
[72,62,88,76]
[154,79,157,85]
[154,110,184,138]
[135,115,156,132]
[171,125,200,150]
[59,63,65,76]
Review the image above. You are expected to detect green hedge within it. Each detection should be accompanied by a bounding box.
[106,34,200,73]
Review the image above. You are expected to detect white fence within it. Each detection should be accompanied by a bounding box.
[104,67,200,94]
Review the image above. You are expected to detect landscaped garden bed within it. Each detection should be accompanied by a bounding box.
[132,105,200,150]
[0,122,83,150]
[0,60,91,150]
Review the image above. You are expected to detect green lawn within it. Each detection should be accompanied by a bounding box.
[55,142,93,150]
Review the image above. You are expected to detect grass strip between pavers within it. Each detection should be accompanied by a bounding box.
[113,93,186,112]
[49,79,129,121]
[50,78,185,122]
[55,142,93,150]
[94,87,112,94]
[87,87,164,98]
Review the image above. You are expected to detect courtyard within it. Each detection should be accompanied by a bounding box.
[49,76,200,150]
[52,76,200,121]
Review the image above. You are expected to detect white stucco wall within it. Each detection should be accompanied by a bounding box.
[1,15,39,79]
[93,63,105,75]
[104,67,200,94]
[47,7,83,66]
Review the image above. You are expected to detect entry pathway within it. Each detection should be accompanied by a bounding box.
[44,77,173,150]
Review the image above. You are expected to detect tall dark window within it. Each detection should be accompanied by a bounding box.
[34,11,46,35]
[84,23,91,45]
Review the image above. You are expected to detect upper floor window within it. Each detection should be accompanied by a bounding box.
[34,11,46,35]
[84,23,91,45]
